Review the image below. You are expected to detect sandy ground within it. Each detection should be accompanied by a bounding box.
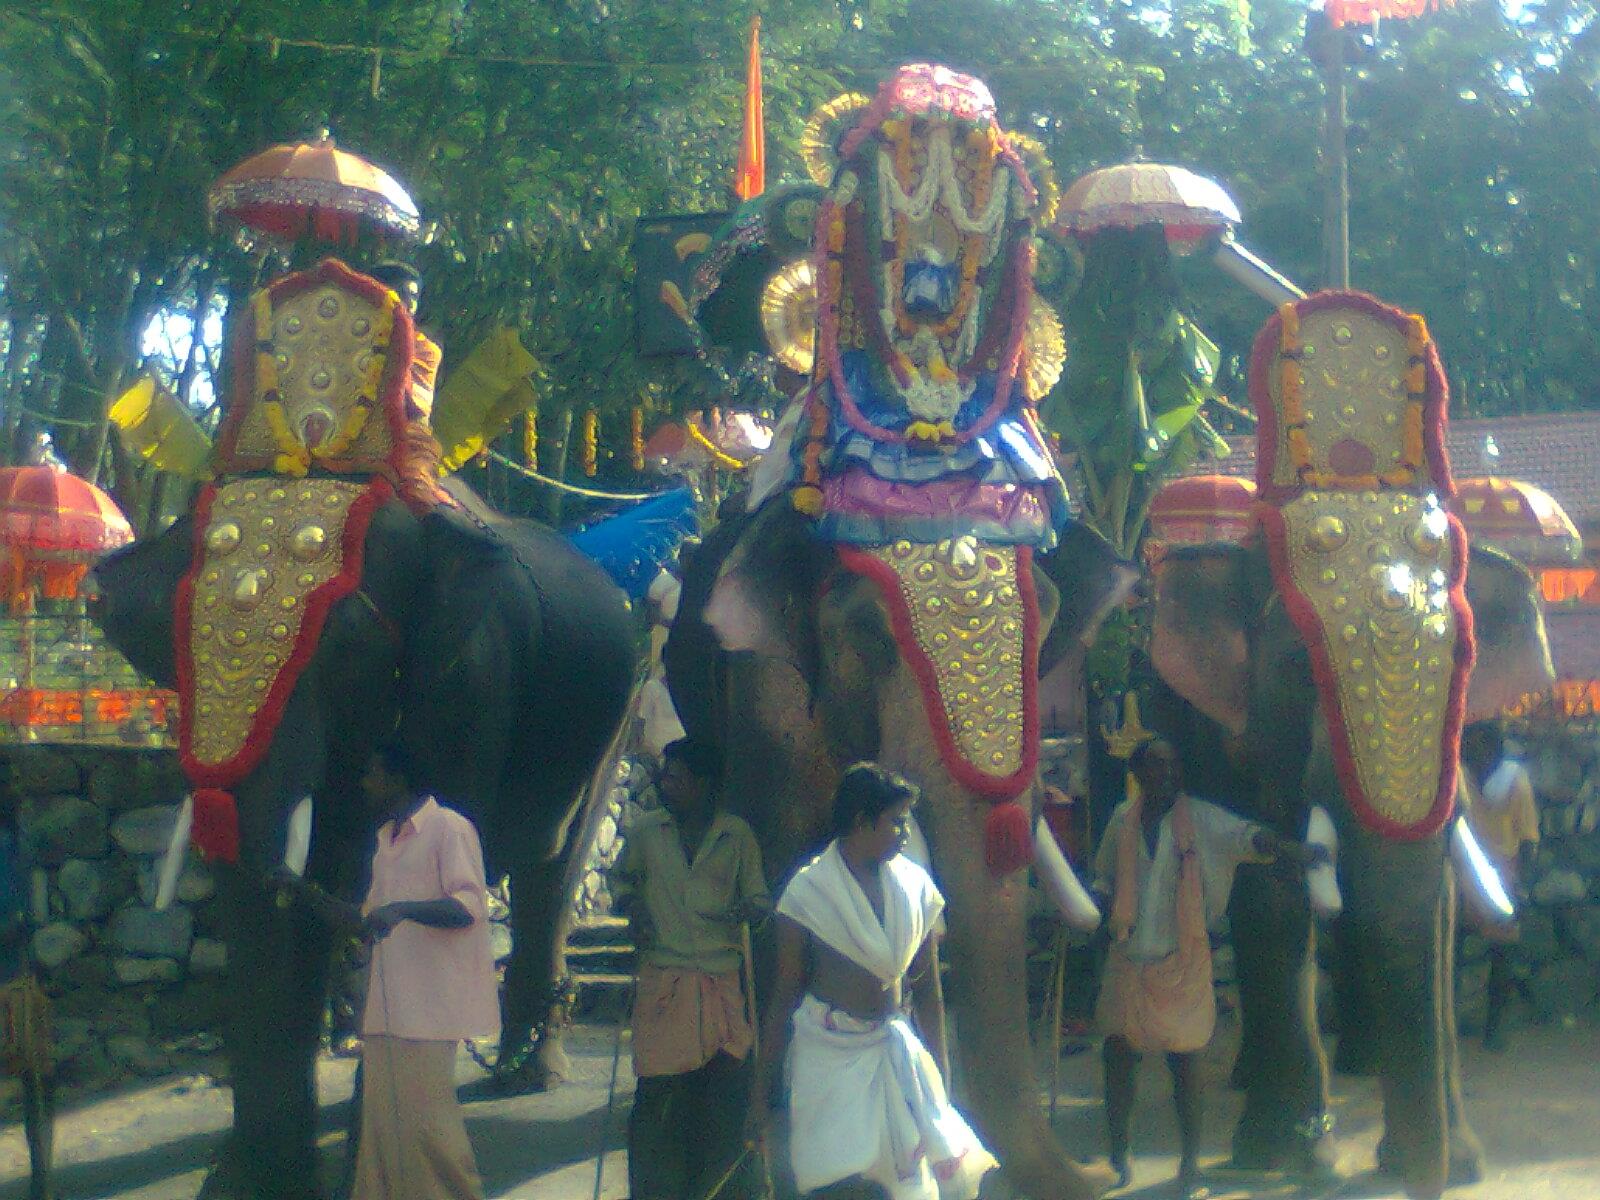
[0,1009,1596,1200]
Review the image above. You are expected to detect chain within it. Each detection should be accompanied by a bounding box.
[461,974,577,1077]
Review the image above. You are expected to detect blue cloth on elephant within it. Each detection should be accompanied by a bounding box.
[801,353,1071,550]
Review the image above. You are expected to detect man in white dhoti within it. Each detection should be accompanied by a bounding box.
[749,764,994,1200]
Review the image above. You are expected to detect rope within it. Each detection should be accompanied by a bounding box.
[11,405,105,430]
[483,449,660,501]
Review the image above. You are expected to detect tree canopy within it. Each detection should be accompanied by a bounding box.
[3,0,1599,520]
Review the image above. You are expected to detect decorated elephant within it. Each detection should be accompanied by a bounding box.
[91,259,636,1199]
[667,67,1130,1200]
[1146,291,1554,1200]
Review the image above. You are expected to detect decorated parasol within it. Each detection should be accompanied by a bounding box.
[1054,162,1241,251]
[1147,475,1258,558]
[208,132,420,245]
[1449,477,1582,567]
[0,463,133,611]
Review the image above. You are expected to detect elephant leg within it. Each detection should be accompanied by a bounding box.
[498,857,573,1092]
[215,869,334,1200]
[1227,862,1332,1172]
[1342,831,1449,1200]
[1379,868,1485,1188]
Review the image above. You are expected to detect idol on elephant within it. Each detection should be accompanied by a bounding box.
[1146,291,1554,1200]
[92,258,636,1199]
[667,65,1130,1200]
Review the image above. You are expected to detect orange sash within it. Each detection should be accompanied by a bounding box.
[1095,797,1216,1054]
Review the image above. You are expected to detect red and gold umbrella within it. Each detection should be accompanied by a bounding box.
[208,132,420,245]
[0,464,134,611]
[1448,476,1582,567]
[1054,162,1241,251]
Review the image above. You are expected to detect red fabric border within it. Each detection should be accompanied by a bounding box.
[1255,503,1474,840]
[212,258,415,478]
[837,544,1040,800]
[1248,289,1454,505]
[174,477,393,790]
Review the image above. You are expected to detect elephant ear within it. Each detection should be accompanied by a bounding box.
[1036,521,1138,674]
[1150,542,1258,737]
[1463,545,1555,720]
[664,515,749,748]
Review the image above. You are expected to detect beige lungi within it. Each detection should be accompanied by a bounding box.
[353,1036,483,1200]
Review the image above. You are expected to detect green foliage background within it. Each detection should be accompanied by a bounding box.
[3,0,1599,520]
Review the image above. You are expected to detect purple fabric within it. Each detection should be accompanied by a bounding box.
[825,468,1051,538]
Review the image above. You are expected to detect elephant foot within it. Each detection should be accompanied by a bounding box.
[1227,1116,1338,1181]
[196,1145,325,1200]
[1375,1136,1484,1189]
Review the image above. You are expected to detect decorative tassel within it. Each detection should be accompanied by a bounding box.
[792,484,824,516]
[581,409,598,477]
[191,788,241,864]
[984,801,1034,877]
[631,405,645,472]
[523,407,538,471]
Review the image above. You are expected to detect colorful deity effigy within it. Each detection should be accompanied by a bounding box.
[764,64,1069,861]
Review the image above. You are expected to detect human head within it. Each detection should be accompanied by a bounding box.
[1129,737,1182,806]
[369,262,421,315]
[658,738,721,819]
[363,742,417,815]
[1461,722,1504,777]
[833,763,918,864]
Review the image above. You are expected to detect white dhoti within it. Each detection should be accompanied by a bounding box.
[788,995,993,1200]
[777,844,994,1200]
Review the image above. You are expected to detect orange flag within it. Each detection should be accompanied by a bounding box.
[734,16,765,202]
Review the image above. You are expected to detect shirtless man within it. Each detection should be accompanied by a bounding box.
[749,764,991,1200]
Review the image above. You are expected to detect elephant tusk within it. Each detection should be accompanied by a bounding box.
[283,797,313,878]
[1452,817,1515,921]
[1033,815,1100,932]
[1306,805,1344,919]
[154,796,195,912]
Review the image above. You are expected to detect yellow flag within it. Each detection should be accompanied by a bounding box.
[433,329,541,472]
[108,377,213,479]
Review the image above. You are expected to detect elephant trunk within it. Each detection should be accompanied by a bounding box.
[916,771,1107,1199]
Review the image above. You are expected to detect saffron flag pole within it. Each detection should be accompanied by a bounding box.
[734,16,765,202]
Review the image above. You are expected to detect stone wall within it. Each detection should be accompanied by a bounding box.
[2,745,225,1093]
[1458,721,1600,1028]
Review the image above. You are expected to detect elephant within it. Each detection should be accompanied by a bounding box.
[1146,535,1554,1199]
[666,497,1136,1200]
[90,475,636,1199]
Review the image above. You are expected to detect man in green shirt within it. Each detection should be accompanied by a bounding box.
[612,738,769,1200]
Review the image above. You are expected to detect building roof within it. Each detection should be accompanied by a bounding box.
[1186,411,1600,530]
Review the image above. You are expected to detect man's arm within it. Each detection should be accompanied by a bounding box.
[368,814,486,938]
[907,932,949,1083]
[748,914,809,1140]
[729,823,772,925]
[366,897,472,938]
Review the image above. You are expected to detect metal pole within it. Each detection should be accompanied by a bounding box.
[1322,40,1351,289]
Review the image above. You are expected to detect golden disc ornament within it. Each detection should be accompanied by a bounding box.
[759,259,818,375]
[800,93,872,186]
[1020,299,1067,402]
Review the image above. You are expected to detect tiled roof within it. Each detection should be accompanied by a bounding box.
[1184,411,1600,528]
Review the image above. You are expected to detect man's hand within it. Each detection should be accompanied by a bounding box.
[745,1094,772,1149]
[364,903,408,941]
[722,897,770,927]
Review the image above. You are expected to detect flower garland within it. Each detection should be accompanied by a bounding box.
[630,406,645,471]
[686,419,745,470]
[793,388,830,515]
[1277,302,1428,491]
[253,288,394,478]
[523,406,538,471]
[581,409,599,477]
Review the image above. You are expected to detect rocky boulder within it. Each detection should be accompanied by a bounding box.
[107,905,194,959]
[20,796,108,865]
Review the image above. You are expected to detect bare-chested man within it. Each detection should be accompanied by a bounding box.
[749,764,992,1200]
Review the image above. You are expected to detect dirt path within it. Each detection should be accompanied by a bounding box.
[0,1014,1594,1199]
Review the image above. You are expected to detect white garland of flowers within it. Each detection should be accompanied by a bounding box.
[870,124,1012,422]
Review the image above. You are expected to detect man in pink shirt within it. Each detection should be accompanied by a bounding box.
[352,744,499,1200]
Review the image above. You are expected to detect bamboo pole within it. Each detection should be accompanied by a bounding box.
[1321,40,1351,289]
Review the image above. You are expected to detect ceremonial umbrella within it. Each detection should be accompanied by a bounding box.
[0,464,134,612]
[1054,162,1241,252]
[1148,475,1257,549]
[1449,476,1583,567]
[208,132,420,245]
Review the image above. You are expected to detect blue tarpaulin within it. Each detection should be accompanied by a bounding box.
[567,487,699,600]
